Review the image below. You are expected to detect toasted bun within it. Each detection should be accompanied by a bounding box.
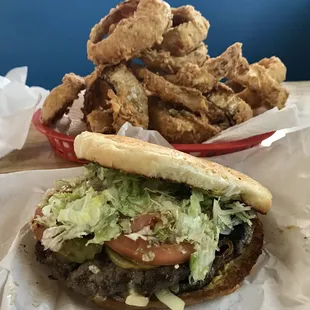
[74,132,272,213]
[88,218,263,309]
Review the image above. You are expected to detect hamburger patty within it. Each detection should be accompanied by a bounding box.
[35,222,255,300]
[36,243,190,298]
[68,259,189,298]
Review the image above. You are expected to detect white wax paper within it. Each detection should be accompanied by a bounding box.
[205,103,298,143]
[0,67,49,159]
[1,127,310,310]
[118,122,173,148]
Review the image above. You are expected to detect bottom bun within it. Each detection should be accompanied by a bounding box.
[90,219,264,309]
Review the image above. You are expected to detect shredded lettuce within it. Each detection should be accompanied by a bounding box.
[40,188,120,251]
[36,164,256,282]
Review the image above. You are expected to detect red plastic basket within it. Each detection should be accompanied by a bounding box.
[32,109,274,163]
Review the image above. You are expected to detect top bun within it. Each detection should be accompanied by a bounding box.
[74,132,272,213]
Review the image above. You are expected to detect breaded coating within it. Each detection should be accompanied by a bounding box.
[41,73,85,125]
[164,63,217,94]
[86,109,114,134]
[229,62,289,109]
[89,0,140,43]
[136,67,209,113]
[141,43,208,74]
[82,77,112,120]
[258,56,287,83]
[206,83,253,126]
[87,0,172,65]
[165,43,249,92]
[103,64,149,131]
[158,5,210,56]
[229,56,288,109]
[148,98,221,144]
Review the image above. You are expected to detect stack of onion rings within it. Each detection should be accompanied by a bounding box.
[40,0,289,144]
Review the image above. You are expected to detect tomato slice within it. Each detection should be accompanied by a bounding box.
[32,207,45,241]
[106,236,194,265]
[35,207,44,217]
[106,214,195,265]
[32,209,195,266]
[131,214,159,232]
[32,224,46,241]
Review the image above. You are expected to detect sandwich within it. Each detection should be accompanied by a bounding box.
[31,132,271,309]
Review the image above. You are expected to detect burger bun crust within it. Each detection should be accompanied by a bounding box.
[74,132,272,213]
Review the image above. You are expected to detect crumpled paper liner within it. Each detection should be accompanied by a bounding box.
[0,67,50,159]
[1,128,310,309]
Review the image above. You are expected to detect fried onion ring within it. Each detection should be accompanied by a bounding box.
[82,73,114,134]
[206,83,253,126]
[86,109,114,134]
[228,61,289,109]
[141,42,208,74]
[226,57,286,92]
[148,98,221,144]
[227,56,287,109]
[103,64,149,131]
[158,5,210,56]
[135,67,210,113]
[82,75,112,120]
[164,63,217,94]
[89,0,140,43]
[258,56,287,83]
[41,73,85,125]
[239,57,287,109]
[165,42,249,93]
[87,0,172,65]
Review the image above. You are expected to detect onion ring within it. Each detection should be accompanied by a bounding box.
[87,0,172,65]
[82,75,112,120]
[41,73,85,125]
[164,63,217,94]
[103,64,149,131]
[228,62,289,109]
[227,56,287,109]
[141,42,208,74]
[135,67,209,113]
[148,98,221,144]
[89,0,140,43]
[206,83,253,125]
[86,109,114,134]
[257,56,287,83]
[238,57,287,109]
[164,42,249,93]
[158,5,210,56]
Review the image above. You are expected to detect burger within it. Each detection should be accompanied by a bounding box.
[31,132,271,309]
